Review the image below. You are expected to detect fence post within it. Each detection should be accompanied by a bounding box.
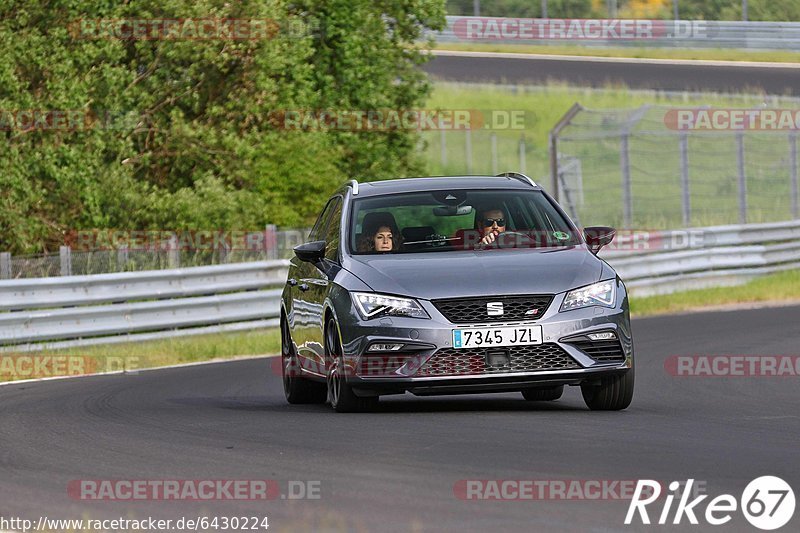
[219,238,229,264]
[167,234,180,268]
[679,133,691,226]
[736,132,747,224]
[518,136,526,174]
[620,134,632,228]
[440,129,447,168]
[549,103,584,202]
[266,224,278,260]
[490,133,498,175]
[117,244,129,271]
[465,129,473,174]
[59,245,72,276]
[790,133,798,219]
[0,252,10,279]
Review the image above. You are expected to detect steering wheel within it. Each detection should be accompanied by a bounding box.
[493,231,533,249]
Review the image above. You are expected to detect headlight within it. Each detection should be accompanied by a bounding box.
[560,280,616,312]
[352,292,429,320]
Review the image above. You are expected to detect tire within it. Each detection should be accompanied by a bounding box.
[325,318,379,413]
[581,369,634,411]
[521,385,564,401]
[281,316,326,404]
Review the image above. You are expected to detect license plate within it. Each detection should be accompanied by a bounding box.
[452,325,543,349]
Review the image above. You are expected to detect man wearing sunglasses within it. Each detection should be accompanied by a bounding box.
[478,208,507,247]
[452,207,511,250]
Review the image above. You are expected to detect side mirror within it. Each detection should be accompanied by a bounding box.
[583,226,616,254]
[294,240,326,263]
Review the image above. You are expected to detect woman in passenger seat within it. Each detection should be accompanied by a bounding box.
[357,212,402,253]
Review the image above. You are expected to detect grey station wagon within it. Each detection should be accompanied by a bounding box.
[280,174,634,412]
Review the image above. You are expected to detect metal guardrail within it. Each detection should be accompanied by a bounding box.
[0,261,286,311]
[431,16,800,51]
[600,220,800,296]
[1,221,798,350]
[0,261,288,351]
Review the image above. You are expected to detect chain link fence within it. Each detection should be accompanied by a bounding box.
[0,227,310,279]
[420,101,800,230]
[552,104,799,229]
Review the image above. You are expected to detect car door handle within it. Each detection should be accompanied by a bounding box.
[288,278,298,286]
[298,283,310,291]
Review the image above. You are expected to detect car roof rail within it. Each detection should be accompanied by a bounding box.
[348,179,359,195]
[496,172,537,188]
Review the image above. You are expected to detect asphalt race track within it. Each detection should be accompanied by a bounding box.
[1,305,798,532]
[424,51,800,96]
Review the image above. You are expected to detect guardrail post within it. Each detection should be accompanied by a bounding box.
[621,133,632,228]
[0,252,10,279]
[59,245,72,276]
[117,244,129,271]
[518,136,526,174]
[736,132,747,224]
[266,224,278,260]
[790,133,798,219]
[167,234,180,268]
[490,133,498,175]
[679,133,691,226]
[465,129,473,174]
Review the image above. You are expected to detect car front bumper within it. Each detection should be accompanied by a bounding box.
[332,278,634,396]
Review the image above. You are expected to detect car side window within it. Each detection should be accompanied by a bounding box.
[308,198,336,242]
[323,197,343,262]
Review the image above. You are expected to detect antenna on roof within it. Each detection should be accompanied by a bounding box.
[496,172,537,187]
[348,179,359,195]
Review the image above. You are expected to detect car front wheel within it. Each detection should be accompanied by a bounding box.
[325,318,378,413]
[581,369,634,411]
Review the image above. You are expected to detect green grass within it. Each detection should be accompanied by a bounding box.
[0,328,281,382]
[630,269,800,317]
[432,42,800,64]
[423,82,800,228]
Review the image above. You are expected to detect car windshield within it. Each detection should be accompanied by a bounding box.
[349,189,580,254]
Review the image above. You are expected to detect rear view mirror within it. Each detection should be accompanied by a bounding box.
[583,226,616,254]
[433,205,473,216]
[294,240,326,263]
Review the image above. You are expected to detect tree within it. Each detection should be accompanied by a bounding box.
[0,0,445,254]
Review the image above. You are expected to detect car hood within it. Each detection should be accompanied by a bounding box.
[345,246,606,300]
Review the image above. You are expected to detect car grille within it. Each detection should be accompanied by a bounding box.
[356,355,409,377]
[416,344,579,376]
[432,295,553,324]
[568,339,626,362]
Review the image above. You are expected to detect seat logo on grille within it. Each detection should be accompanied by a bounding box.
[486,302,504,316]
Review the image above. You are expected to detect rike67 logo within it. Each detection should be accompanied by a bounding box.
[626,477,795,530]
